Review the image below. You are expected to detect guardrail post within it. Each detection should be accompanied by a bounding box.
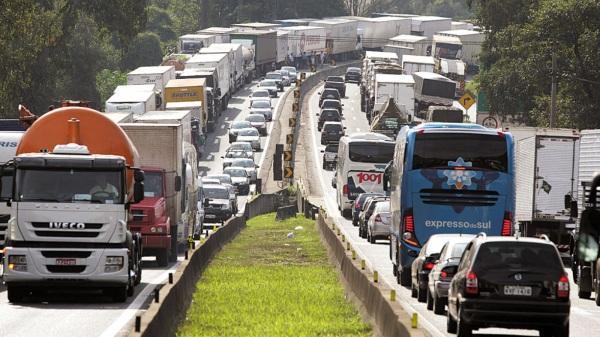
[135,316,141,332]
[390,289,396,301]
[361,259,366,270]
[168,272,173,284]
[154,288,160,303]
[373,270,378,283]
[411,313,418,328]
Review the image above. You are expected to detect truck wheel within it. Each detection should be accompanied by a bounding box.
[400,268,411,287]
[127,282,134,297]
[157,249,169,267]
[578,289,591,299]
[7,285,26,303]
[112,286,127,303]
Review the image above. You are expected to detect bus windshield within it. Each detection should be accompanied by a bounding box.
[412,133,508,172]
[349,142,395,163]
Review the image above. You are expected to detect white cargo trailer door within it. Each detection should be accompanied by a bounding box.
[577,131,600,213]
[535,137,577,217]
[515,136,536,222]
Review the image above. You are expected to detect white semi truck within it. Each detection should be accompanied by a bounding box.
[178,34,216,54]
[105,90,156,115]
[185,53,232,110]
[0,132,23,257]
[200,43,244,90]
[126,66,176,110]
[372,74,415,120]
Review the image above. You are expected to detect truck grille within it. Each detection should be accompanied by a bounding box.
[131,210,146,222]
[46,265,86,273]
[420,189,499,206]
[32,222,103,238]
[41,251,92,258]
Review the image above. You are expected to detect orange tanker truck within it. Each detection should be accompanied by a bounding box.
[1,105,144,303]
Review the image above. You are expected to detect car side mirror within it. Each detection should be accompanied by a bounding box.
[316,113,320,116]
[318,92,322,95]
[134,168,144,183]
[133,181,144,203]
[331,177,337,189]
[204,198,211,207]
[320,150,324,153]
[0,165,14,203]
[175,176,182,192]
[221,156,225,159]
[343,127,347,129]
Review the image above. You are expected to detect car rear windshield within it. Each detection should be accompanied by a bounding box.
[224,168,247,177]
[266,73,281,79]
[246,115,265,122]
[232,121,251,129]
[474,242,563,275]
[349,142,395,163]
[328,76,344,83]
[206,175,232,184]
[230,143,251,151]
[324,124,342,131]
[261,80,277,87]
[322,101,340,108]
[325,144,339,153]
[203,186,229,199]
[238,129,258,136]
[232,159,254,167]
[252,100,270,109]
[252,91,269,97]
[449,242,469,259]
[412,133,508,172]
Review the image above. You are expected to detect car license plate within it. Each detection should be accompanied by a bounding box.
[55,258,76,266]
[206,214,216,219]
[503,285,532,296]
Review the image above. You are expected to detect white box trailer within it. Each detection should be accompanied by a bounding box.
[231,22,281,31]
[383,45,414,62]
[200,43,244,90]
[127,66,175,110]
[185,53,231,104]
[451,21,474,31]
[178,34,216,54]
[373,74,415,117]
[165,102,202,131]
[310,19,359,55]
[410,16,452,39]
[402,55,435,75]
[278,26,326,57]
[388,35,429,56]
[360,17,411,50]
[103,112,134,124]
[113,84,160,111]
[196,27,238,43]
[105,90,156,114]
[437,29,485,67]
[507,126,580,244]
[134,110,192,144]
[577,130,600,214]
[276,31,289,64]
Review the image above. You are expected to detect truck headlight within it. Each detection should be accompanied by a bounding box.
[105,256,124,272]
[8,254,27,271]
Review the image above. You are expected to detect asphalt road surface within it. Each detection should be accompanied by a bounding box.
[304,83,599,337]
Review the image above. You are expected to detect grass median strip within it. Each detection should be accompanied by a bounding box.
[177,213,371,337]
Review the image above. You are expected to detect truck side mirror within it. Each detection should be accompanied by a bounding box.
[204,198,211,208]
[570,201,578,219]
[0,165,14,203]
[175,176,182,192]
[134,169,144,182]
[133,181,144,203]
[565,194,572,210]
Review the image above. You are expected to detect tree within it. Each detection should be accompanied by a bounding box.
[96,69,128,109]
[122,32,164,70]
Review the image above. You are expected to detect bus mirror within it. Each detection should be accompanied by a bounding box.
[564,194,572,210]
[133,181,144,203]
[570,201,578,218]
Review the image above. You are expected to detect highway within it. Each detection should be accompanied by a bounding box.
[303,83,600,337]
[0,79,287,337]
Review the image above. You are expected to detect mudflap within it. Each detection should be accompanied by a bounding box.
[579,265,593,292]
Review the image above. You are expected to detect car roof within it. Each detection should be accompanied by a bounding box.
[475,235,556,246]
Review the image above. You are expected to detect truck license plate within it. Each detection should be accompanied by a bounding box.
[205,214,216,219]
[503,285,532,296]
[55,258,76,266]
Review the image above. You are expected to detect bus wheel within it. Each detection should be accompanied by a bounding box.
[400,269,411,287]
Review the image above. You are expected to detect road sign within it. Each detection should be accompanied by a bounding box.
[294,89,300,98]
[292,102,299,112]
[284,166,293,178]
[274,144,283,181]
[284,150,293,161]
[286,134,294,144]
[481,116,499,129]
[289,117,296,127]
[458,93,475,110]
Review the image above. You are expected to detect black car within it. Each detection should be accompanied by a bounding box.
[317,109,341,131]
[319,88,341,106]
[324,76,346,97]
[358,196,388,238]
[411,234,466,303]
[427,236,474,315]
[202,184,233,223]
[320,99,343,115]
[345,67,362,83]
[320,122,345,145]
[447,235,570,337]
[352,192,383,226]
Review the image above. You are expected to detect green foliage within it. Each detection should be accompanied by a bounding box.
[147,5,177,42]
[472,0,600,128]
[176,213,371,337]
[122,32,164,70]
[96,69,128,110]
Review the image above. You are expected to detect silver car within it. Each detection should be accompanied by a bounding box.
[258,80,278,97]
[367,201,391,243]
[281,66,297,81]
[227,142,253,158]
[235,128,261,151]
[223,167,251,195]
[230,158,258,183]
[222,150,253,168]
[249,89,271,100]
[249,98,273,121]
[279,70,291,86]
[201,176,238,213]
[245,114,267,135]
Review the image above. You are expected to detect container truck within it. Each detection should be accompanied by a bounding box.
[437,29,485,71]
[196,27,238,43]
[1,105,144,302]
[383,45,414,63]
[276,31,289,66]
[164,78,214,133]
[275,18,318,27]
[164,101,204,157]
[231,22,281,31]
[127,66,176,109]
[178,34,216,54]
[121,117,199,265]
[451,21,474,31]
[505,126,580,259]
[309,19,359,59]
[432,34,466,95]
[200,43,244,89]
[278,26,326,58]
[358,17,411,50]
[388,34,429,56]
[371,74,415,122]
[113,85,161,112]
[409,16,452,39]
[231,30,277,76]
[402,55,435,75]
[105,90,156,115]
[0,132,23,259]
[185,53,231,110]
[412,71,456,117]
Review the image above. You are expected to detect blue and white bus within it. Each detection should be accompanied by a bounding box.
[389,123,515,286]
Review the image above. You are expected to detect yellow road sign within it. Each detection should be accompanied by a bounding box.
[284,150,292,161]
[292,102,299,112]
[286,134,294,144]
[294,89,300,98]
[458,93,475,110]
[289,117,296,127]
[284,166,293,178]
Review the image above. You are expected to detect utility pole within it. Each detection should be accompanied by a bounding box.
[550,53,557,128]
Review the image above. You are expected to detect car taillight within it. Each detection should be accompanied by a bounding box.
[343,184,348,196]
[375,214,382,223]
[440,267,455,281]
[465,271,478,296]
[424,262,435,270]
[402,209,420,247]
[502,212,512,236]
[557,274,569,298]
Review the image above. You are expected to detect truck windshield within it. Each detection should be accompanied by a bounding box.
[144,172,164,198]
[435,43,462,60]
[412,133,508,172]
[422,79,455,99]
[16,169,123,204]
[1,176,13,200]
